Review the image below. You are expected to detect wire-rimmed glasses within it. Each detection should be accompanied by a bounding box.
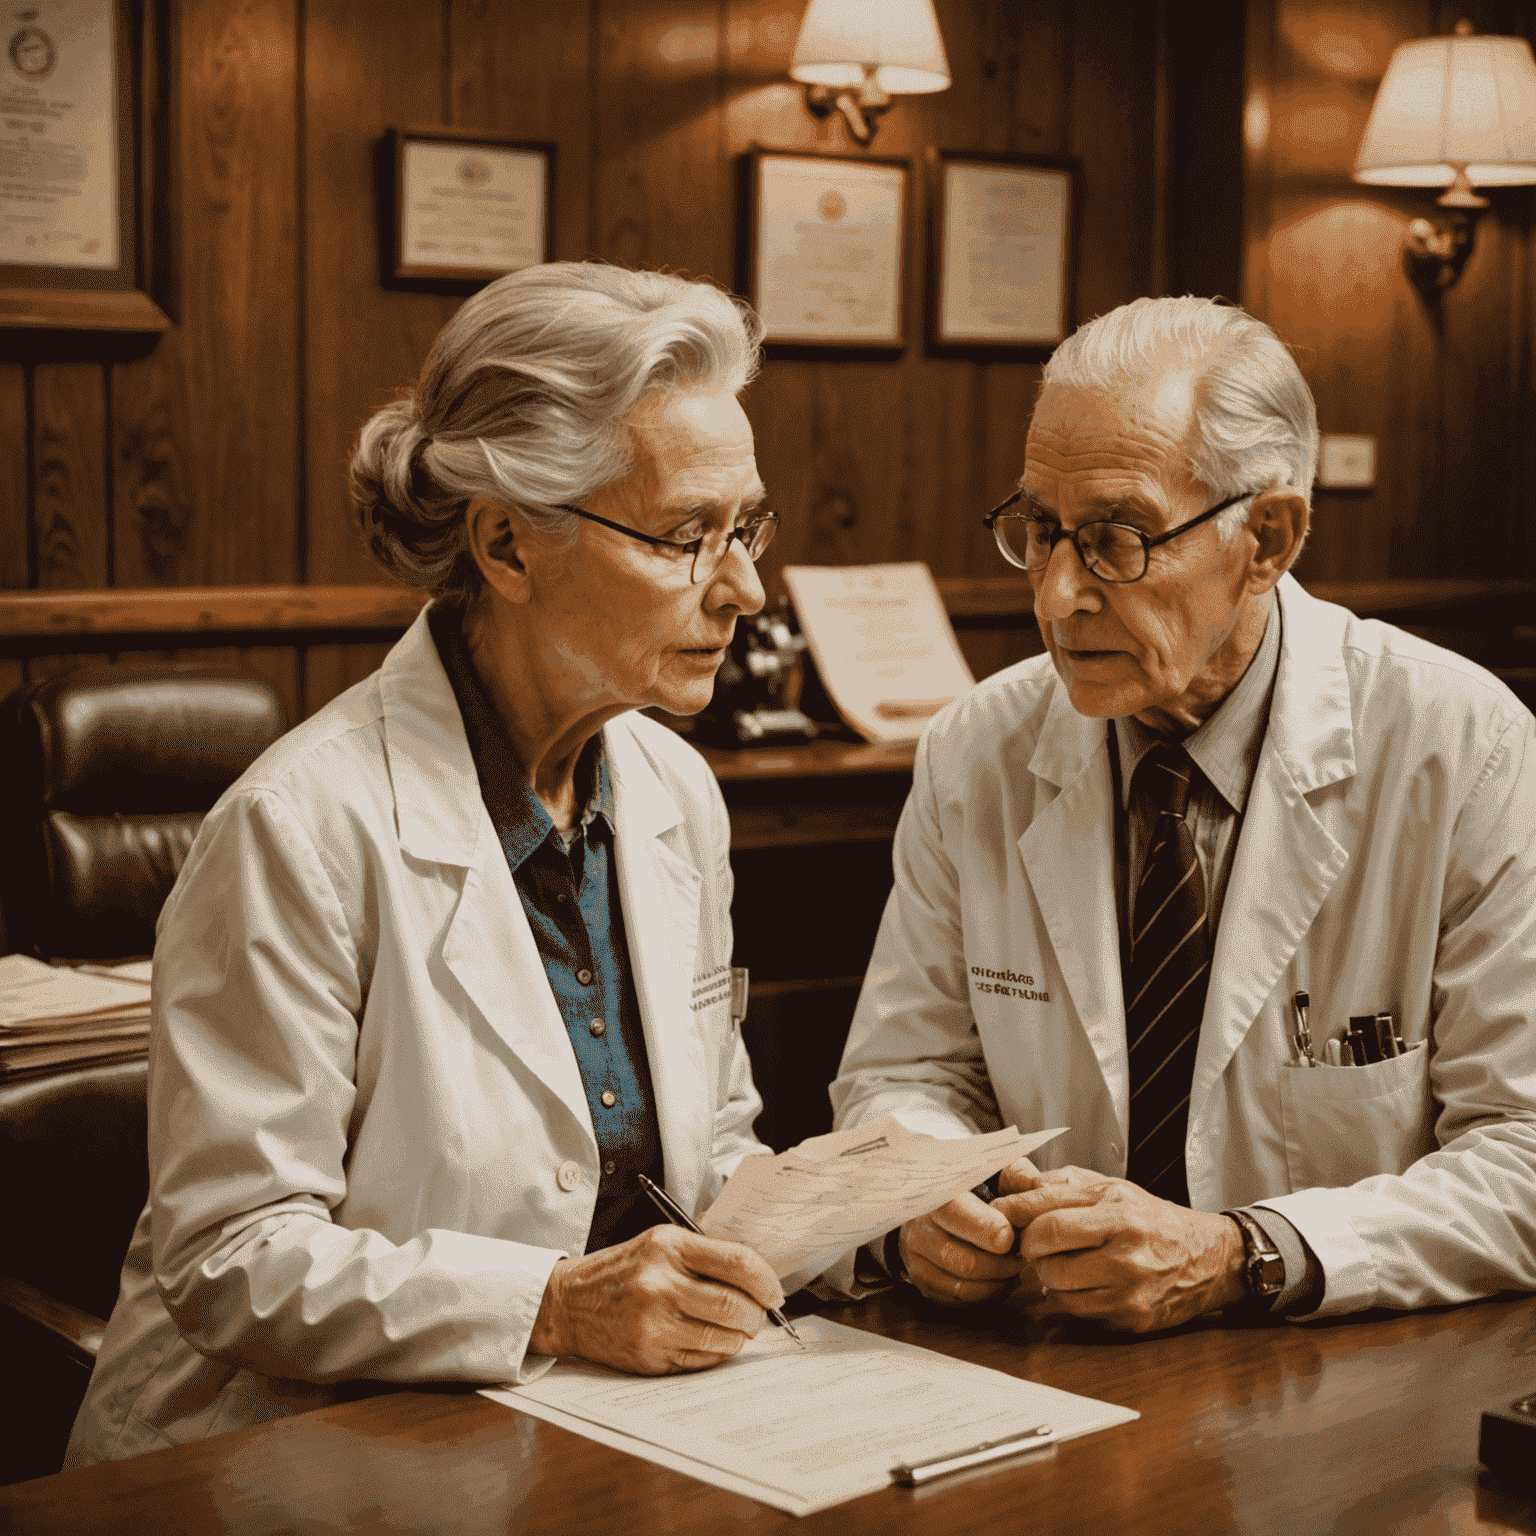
[559,505,779,584]
[983,489,1252,584]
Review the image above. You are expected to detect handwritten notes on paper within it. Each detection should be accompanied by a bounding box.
[699,1116,1067,1282]
[783,563,976,743]
[487,1314,1136,1518]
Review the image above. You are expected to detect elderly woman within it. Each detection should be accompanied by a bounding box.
[66,263,786,1466]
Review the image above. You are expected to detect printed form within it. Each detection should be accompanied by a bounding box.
[699,1116,1068,1280]
[485,1315,1137,1517]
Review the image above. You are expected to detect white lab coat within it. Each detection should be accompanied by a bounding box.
[830,575,1536,1315]
[66,607,767,1466]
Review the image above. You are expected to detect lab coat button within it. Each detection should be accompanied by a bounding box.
[556,1161,582,1192]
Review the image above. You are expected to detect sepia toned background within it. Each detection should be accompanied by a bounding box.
[5,0,1532,725]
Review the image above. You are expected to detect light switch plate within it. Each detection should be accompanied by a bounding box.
[1317,434,1376,490]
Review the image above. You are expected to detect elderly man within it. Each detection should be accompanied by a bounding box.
[830,296,1536,1329]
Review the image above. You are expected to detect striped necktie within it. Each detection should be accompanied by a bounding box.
[1124,742,1211,1206]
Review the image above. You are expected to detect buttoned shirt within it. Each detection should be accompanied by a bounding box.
[430,606,663,1254]
[1110,596,1321,1312]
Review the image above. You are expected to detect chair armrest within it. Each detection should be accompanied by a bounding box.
[0,1271,104,1368]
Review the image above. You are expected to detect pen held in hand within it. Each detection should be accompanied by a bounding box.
[637,1173,805,1347]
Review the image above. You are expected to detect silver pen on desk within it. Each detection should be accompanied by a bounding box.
[892,1423,1056,1486]
[1291,990,1317,1067]
[637,1173,805,1347]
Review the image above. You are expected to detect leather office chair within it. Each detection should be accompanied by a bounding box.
[0,663,285,1482]
[0,663,286,959]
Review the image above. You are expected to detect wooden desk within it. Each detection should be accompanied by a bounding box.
[5,1291,1531,1533]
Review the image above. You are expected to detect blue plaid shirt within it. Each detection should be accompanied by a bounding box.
[430,605,664,1253]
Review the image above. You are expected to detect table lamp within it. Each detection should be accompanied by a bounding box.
[789,0,950,145]
[1353,20,1536,295]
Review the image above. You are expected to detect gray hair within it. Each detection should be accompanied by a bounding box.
[350,263,764,602]
[1041,296,1317,545]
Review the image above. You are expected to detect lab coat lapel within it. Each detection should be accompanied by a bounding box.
[1017,683,1128,1123]
[379,608,595,1151]
[1191,577,1355,1118]
[606,724,710,1198]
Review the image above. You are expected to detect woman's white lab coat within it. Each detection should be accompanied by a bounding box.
[830,576,1536,1315]
[66,607,766,1465]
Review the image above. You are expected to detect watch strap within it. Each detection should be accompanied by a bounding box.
[1223,1208,1285,1308]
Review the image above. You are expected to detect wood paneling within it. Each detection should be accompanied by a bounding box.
[33,367,106,591]
[1244,0,1536,587]
[301,0,457,712]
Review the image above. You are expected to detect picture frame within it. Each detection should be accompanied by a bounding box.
[387,127,554,290]
[926,149,1080,359]
[0,0,170,336]
[742,147,909,357]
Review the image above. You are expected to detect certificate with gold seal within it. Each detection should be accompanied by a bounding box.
[0,0,119,269]
[746,149,909,352]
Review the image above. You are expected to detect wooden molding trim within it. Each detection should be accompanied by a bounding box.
[0,1271,104,1368]
[0,576,1529,645]
[0,289,172,334]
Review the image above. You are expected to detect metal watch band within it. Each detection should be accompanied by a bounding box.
[1224,1208,1286,1302]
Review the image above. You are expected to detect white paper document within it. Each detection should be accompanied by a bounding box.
[699,1117,1067,1282]
[484,1315,1137,1517]
[784,563,975,742]
[0,953,152,1031]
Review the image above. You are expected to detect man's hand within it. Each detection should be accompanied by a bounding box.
[529,1224,786,1374]
[994,1164,1248,1332]
[894,1189,1023,1307]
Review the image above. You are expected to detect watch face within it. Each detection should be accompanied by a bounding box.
[1253,1251,1286,1295]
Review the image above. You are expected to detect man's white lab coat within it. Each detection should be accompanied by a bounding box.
[831,576,1536,1315]
[66,607,766,1465]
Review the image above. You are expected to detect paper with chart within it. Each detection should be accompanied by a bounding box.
[484,1314,1136,1517]
[699,1116,1067,1281]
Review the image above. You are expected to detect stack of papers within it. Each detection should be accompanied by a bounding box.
[0,954,152,1078]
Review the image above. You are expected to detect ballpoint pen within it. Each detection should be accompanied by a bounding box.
[1291,990,1317,1066]
[637,1173,805,1347]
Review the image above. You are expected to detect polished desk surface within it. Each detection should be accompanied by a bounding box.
[4,1290,1532,1534]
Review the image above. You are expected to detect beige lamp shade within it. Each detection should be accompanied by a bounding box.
[789,0,950,95]
[1355,31,1536,188]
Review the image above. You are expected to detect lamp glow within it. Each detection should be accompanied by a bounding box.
[790,0,949,143]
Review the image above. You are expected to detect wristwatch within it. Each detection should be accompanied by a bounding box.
[1224,1208,1285,1307]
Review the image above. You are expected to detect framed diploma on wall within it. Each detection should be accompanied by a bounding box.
[743,148,909,355]
[388,128,554,289]
[0,0,169,335]
[926,150,1080,358]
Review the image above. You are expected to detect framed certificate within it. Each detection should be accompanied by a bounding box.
[389,127,553,289]
[927,149,1080,358]
[0,0,169,335]
[743,148,909,355]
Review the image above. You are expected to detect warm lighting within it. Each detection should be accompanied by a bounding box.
[1354,20,1536,295]
[789,0,949,145]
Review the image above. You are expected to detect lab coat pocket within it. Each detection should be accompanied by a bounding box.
[1277,1044,1436,1191]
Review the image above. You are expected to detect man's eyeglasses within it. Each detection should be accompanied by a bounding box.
[559,505,779,584]
[983,489,1252,584]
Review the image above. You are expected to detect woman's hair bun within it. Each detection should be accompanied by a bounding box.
[349,396,465,592]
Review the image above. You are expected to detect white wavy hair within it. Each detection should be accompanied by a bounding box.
[1041,296,1317,545]
[350,262,763,599]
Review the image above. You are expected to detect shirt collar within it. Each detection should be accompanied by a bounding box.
[1115,595,1281,814]
[428,604,613,872]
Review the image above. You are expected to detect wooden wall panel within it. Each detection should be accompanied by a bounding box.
[33,366,107,591]
[1245,0,1536,586]
[114,0,301,590]
[302,0,458,712]
[0,366,25,698]
[449,0,596,259]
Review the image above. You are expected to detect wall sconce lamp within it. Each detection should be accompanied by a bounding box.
[789,0,950,146]
[1354,21,1536,299]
